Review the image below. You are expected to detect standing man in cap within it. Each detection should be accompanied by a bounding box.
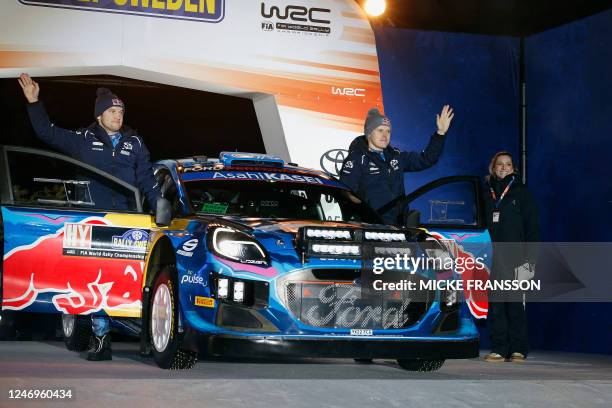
[18,73,159,361]
[340,106,454,225]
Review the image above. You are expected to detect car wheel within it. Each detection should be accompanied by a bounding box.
[62,314,92,351]
[397,359,445,372]
[150,265,197,370]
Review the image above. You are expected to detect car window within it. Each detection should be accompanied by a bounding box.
[184,179,381,224]
[409,181,478,226]
[4,149,141,212]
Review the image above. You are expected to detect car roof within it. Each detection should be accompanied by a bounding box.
[162,152,336,181]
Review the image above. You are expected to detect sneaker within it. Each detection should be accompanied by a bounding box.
[484,352,505,362]
[86,334,112,361]
[510,352,526,362]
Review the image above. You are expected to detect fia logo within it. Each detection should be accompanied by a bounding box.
[262,22,274,31]
[122,141,133,151]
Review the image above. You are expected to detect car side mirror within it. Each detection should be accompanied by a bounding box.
[156,197,172,226]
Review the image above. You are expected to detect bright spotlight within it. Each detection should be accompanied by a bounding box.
[364,0,386,17]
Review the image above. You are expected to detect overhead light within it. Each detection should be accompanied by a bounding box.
[363,0,386,17]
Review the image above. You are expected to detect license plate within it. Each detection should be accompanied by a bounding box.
[350,329,373,336]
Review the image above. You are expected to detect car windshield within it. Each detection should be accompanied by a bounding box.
[184,179,382,224]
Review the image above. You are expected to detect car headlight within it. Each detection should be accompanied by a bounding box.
[209,227,268,266]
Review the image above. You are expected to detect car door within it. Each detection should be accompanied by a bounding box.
[1,146,154,318]
[405,176,491,319]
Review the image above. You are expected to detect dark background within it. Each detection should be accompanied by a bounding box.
[0,77,265,161]
[373,7,612,353]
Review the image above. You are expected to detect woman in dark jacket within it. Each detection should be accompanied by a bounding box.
[483,151,540,363]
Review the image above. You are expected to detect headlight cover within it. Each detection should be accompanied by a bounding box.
[209,226,268,266]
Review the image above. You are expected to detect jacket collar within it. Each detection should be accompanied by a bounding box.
[86,122,133,149]
[348,135,394,166]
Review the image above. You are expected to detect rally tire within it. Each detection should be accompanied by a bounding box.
[62,314,92,351]
[397,359,445,372]
[149,266,197,370]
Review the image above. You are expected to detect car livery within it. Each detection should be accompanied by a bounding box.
[1,147,491,370]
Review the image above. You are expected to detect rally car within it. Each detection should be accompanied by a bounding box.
[0,146,491,370]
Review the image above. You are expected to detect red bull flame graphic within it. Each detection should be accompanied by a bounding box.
[429,231,490,319]
[2,218,144,316]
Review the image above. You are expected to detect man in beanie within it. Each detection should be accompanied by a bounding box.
[340,106,454,225]
[18,73,159,361]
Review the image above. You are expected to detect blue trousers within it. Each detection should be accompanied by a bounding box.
[91,316,111,337]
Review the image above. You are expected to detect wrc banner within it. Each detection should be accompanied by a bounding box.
[0,0,383,170]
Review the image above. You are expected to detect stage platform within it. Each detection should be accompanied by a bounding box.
[1,341,611,407]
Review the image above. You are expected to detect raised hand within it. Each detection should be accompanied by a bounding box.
[436,105,454,135]
[18,73,40,103]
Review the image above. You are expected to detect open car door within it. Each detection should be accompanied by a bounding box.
[406,176,491,319]
[1,146,154,318]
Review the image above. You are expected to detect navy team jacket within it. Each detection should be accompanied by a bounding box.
[27,101,159,211]
[339,134,446,224]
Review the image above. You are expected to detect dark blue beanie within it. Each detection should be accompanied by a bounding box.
[94,87,124,118]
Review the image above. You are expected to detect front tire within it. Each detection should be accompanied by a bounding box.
[397,359,445,372]
[62,314,92,351]
[149,266,197,370]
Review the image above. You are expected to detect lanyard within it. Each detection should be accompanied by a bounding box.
[490,177,515,209]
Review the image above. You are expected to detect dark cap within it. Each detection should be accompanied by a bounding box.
[364,108,391,136]
[94,87,125,118]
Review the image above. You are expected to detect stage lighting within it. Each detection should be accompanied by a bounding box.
[363,0,386,17]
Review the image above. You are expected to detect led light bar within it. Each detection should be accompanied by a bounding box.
[305,228,353,240]
[233,281,245,302]
[218,278,229,299]
[364,231,407,242]
[374,246,413,256]
[311,243,361,256]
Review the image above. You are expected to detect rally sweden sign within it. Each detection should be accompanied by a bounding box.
[19,0,225,23]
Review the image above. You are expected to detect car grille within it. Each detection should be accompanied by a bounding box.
[282,275,432,330]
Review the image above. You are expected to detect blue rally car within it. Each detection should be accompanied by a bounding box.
[1,147,492,370]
